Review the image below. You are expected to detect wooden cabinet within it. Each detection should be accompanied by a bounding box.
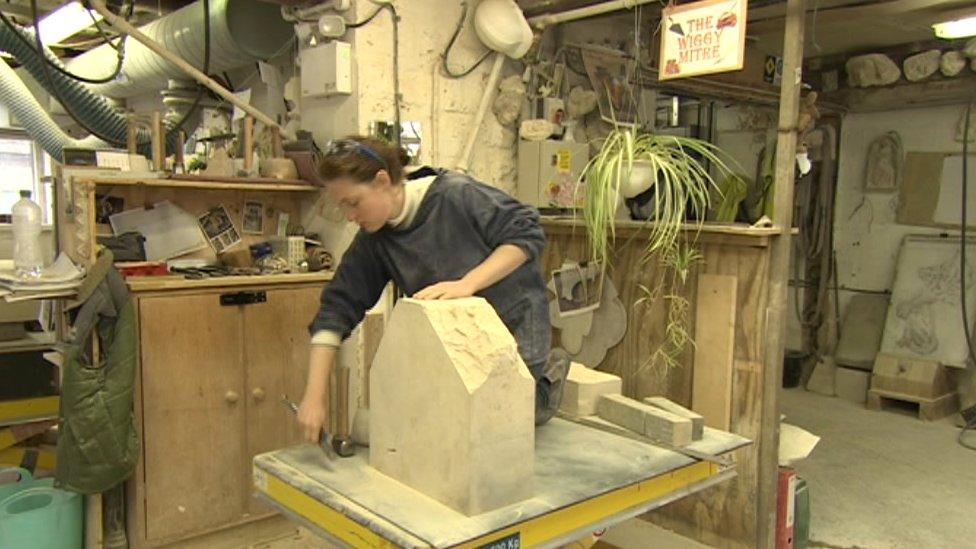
[128,282,324,547]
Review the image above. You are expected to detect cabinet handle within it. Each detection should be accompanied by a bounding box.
[220,291,267,306]
[225,390,240,404]
[252,388,266,402]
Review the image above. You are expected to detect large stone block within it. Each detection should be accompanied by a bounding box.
[369,298,535,516]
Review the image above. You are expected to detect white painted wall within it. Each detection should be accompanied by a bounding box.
[834,104,969,307]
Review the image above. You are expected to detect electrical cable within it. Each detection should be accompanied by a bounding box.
[958,97,976,451]
[440,2,490,79]
[0,0,128,85]
[347,4,386,28]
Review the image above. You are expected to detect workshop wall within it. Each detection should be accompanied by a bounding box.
[833,104,968,314]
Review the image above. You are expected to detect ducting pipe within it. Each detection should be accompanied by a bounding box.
[71,0,294,99]
[0,61,108,159]
[527,0,659,28]
[0,17,166,154]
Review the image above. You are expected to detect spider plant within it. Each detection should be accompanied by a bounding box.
[580,124,733,270]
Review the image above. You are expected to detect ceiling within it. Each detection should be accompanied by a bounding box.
[1,0,973,60]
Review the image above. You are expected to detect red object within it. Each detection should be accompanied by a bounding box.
[777,468,797,549]
[116,261,169,278]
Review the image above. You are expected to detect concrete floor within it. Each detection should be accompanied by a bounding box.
[781,388,976,549]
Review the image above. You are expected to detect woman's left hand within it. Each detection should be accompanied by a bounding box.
[414,279,476,300]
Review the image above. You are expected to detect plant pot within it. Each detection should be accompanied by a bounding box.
[620,160,656,199]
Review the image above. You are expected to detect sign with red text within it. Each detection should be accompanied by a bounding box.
[658,0,747,80]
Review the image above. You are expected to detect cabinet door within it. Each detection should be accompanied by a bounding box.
[139,294,246,541]
[242,286,323,515]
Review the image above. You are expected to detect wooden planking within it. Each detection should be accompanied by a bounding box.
[139,294,246,541]
[361,311,385,408]
[125,272,333,293]
[242,286,323,517]
[542,228,772,548]
[691,274,737,431]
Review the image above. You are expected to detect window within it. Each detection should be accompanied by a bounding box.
[0,131,53,225]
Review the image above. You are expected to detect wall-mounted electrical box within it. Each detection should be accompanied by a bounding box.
[300,41,352,98]
[517,140,589,210]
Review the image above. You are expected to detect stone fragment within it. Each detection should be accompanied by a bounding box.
[940,51,967,77]
[597,394,693,446]
[903,50,941,82]
[643,396,704,440]
[567,86,598,119]
[846,54,901,87]
[560,362,622,416]
[492,74,526,127]
[965,37,976,58]
[370,298,535,516]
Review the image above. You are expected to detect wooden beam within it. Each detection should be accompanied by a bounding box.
[760,0,806,548]
[749,0,955,33]
[822,75,976,112]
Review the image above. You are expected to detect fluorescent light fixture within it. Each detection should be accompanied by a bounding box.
[37,1,103,45]
[933,15,976,39]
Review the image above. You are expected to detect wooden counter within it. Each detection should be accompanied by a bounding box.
[124,271,333,293]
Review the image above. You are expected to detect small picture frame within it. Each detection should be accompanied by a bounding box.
[198,206,241,254]
[242,200,264,234]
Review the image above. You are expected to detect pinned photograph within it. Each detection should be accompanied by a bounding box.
[242,200,264,234]
[551,262,604,317]
[198,206,241,254]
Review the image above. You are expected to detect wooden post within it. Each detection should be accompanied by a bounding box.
[362,311,385,408]
[150,111,164,172]
[175,131,186,174]
[759,0,806,547]
[271,131,284,159]
[243,116,254,173]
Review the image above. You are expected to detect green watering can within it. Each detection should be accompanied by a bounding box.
[0,467,82,549]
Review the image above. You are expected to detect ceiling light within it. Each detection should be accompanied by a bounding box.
[37,2,104,45]
[933,15,976,39]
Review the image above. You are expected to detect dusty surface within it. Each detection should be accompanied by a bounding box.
[782,388,976,548]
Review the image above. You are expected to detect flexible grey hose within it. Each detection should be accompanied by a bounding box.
[0,17,175,154]
[0,61,109,159]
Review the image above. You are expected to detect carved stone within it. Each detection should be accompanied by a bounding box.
[846,54,901,88]
[369,298,535,516]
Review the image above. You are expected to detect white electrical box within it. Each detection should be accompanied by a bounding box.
[517,140,589,209]
[300,41,352,98]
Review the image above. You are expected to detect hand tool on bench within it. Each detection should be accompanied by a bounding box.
[281,396,355,458]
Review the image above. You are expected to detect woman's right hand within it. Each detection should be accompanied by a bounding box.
[297,392,327,443]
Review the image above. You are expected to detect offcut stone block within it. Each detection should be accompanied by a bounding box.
[369,298,535,516]
[643,396,704,441]
[835,366,871,404]
[559,362,622,417]
[806,356,837,397]
[597,394,693,446]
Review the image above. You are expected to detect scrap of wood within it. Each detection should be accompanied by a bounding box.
[643,396,704,441]
[597,394,693,446]
[691,274,737,430]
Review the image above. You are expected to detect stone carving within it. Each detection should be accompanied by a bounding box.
[846,54,901,88]
[567,86,598,119]
[940,51,967,77]
[369,298,535,516]
[864,131,903,192]
[903,50,941,82]
[492,75,526,127]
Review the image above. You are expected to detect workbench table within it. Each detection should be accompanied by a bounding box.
[253,418,749,548]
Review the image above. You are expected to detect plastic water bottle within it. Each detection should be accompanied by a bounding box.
[12,190,43,278]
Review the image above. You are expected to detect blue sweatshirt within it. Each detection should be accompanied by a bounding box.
[308,170,551,368]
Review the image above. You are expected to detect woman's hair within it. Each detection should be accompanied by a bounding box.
[317,136,410,185]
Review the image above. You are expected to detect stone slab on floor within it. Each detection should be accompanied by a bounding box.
[835,366,870,404]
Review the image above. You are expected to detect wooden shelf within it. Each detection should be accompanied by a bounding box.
[79,176,319,193]
[125,271,333,293]
[540,216,785,247]
[0,332,56,353]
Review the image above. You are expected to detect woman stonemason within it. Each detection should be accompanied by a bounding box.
[297,136,569,442]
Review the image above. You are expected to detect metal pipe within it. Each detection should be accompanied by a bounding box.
[454,52,505,173]
[88,0,293,139]
[527,0,658,28]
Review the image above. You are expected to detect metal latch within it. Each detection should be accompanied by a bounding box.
[219,291,267,306]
